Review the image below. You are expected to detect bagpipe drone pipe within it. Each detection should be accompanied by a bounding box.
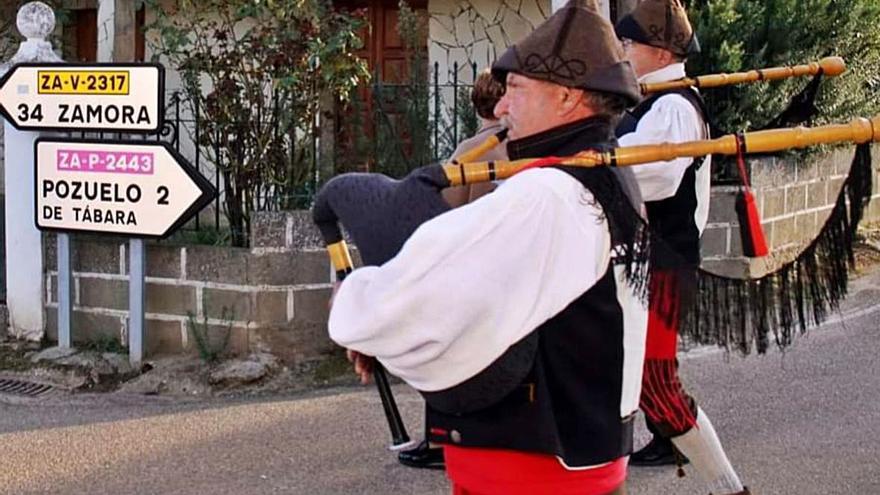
[313,58,873,447]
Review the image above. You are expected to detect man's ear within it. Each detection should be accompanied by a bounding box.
[559,87,583,115]
[658,47,676,66]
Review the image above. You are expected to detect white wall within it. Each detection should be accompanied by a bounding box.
[428,0,612,85]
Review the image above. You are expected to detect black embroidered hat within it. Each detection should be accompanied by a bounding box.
[615,0,700,57]
[492,0,641,107]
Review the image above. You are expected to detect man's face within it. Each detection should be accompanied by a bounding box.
[493,73,566,140]
[621,38,669,78]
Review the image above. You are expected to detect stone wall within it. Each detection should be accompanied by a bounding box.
[701,145,880,277]
[428,0,549,85]
[42,211,337,362]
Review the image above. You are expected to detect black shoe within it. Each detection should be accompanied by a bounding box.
[398,440,445,470]
[630,436,690,467]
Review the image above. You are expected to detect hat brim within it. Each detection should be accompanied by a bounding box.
[615,14,700,57]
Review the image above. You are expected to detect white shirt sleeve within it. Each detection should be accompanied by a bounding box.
[617,94,706,202]
[328,168,611,392]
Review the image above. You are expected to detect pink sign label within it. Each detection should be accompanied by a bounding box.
[57,149,155,175]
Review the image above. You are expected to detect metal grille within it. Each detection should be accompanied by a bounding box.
[0,378,54,397]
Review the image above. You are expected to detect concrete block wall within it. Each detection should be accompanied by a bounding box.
[701,145,880,276]
[42,211,337,362]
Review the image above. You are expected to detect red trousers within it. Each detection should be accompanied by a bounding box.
[639,272,698,437]
[452,484,626,495]
[445,445,627,495]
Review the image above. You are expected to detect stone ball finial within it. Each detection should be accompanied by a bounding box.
[17,2,56,41]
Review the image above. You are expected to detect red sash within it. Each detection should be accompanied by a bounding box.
[445,445,626,495]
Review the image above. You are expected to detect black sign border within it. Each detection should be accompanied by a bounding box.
[33,137,218,239]
[0,62,165,134]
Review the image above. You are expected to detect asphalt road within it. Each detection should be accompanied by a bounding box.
[1,270,879,495]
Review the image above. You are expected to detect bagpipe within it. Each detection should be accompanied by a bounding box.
[312,133,501,451]
[640,56,845,94]
[314,58,873,449]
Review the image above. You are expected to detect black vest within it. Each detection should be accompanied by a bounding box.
[616,88,709,267]
[423,117,641,468]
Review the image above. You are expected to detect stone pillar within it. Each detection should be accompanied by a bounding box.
[1,2,62,341]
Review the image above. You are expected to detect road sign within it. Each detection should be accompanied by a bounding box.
[35,138,216,238]
[0,63,164,133]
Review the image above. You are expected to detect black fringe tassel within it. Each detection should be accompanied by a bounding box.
[684,144,873,354]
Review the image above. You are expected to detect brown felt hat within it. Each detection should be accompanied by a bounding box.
[492,0,641,107]
[615,0,700,57]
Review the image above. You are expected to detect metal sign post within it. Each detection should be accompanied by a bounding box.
[128,239,145,365]
[57,233,72,348]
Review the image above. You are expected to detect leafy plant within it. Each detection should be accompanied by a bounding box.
[81,334,128,354]
[147,0,370,246]
[186,308,234,363]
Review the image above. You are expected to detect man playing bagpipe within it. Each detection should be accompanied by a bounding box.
[328,1,651,493]
[614,1,750,494]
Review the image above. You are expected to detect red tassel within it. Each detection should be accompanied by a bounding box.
[736,189,769,257]
[733,134,769,258]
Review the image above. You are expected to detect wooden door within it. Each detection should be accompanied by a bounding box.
[337,0,426,82]
[333,0,428,173]
[74,9,97,62]
[135,5,146,62]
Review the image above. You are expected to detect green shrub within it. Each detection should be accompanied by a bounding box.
[687,0,880,133]
[147,0,370,246]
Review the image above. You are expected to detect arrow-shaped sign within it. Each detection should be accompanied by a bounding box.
[34,139,216,238]
[0,63,164,133]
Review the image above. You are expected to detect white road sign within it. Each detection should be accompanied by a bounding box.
[0,63,164,133]
[35,139,216,238]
